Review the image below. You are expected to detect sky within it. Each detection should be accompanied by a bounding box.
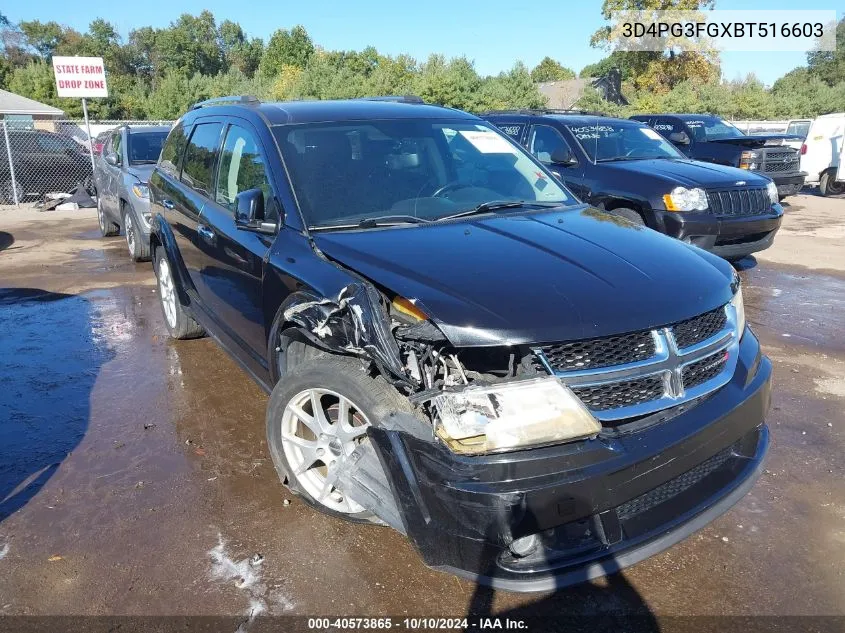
[6,0,842,86]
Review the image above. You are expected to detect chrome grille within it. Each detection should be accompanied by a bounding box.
[707,188,770,216]
[534,304,739,423]
[761,147,799,174]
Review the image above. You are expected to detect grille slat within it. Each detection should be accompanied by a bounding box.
[672,306,727,349]
[572,376,664,412]
[538,331,655,372]
[683,352,728,389]
[707,187,770,216]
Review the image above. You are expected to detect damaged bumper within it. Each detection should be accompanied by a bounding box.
[355,329,771,591]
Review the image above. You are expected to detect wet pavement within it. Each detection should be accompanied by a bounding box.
[0,198,843,621]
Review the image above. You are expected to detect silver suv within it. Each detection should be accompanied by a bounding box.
[94,125,170,261]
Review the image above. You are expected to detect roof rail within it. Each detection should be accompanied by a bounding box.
[357,95,425,104]
[481,108,608,117]
[191,95,261,110]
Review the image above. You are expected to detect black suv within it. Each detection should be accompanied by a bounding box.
[148,96,771,591]
[484,110,783,260]
[631,114,806,199]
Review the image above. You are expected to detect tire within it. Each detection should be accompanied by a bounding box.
[606,206,645,225]
[97,196,119,236]
[266,355,418,523]
[123,203,150,262]
[819,170,845,197]
[153,248,205,340]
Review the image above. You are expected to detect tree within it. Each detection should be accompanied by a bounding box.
[19,20,72,59]
[481,63,547,110]
[806,18,845,86]
[412,55,483,111]
[530,57,575,83]
[590,0,719,93]
[259,25,314,78]
[218,20,263,77]
[151,11,224,78]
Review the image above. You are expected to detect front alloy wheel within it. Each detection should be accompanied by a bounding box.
[280,388,370,514]
[125,212,137,258]
[157,257,177,330]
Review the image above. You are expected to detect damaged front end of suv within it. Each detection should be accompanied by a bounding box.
[273,234,769,591]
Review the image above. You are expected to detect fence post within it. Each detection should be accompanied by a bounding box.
[2,120,20,206]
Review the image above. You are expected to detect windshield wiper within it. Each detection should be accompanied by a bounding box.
[310,214,431,232]
[437,200,561,222]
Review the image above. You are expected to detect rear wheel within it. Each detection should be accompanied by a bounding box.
[819,170,845,197]
[266,355,417,522]
[153,249,205,339]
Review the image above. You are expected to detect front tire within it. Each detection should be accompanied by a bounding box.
[123,205,150,262]
[266,355,417,523]
[606,206,645,225]
[819,170,845,197]
[153,249,205,340]
[98,197,119,236]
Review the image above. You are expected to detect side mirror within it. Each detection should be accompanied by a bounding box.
[668,131,690,145]
[234,188,277,234]
[105,152,120,166]
[550,146,578,166]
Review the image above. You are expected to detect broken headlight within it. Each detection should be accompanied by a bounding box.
[432,377,601,455]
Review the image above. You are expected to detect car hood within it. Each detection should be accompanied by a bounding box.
[125,164,156,182]
[312,205,735,347]
[598,158,769,188]
[708,134,801,147]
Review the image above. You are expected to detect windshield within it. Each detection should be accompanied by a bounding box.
[683,116,745,141]
[565,121,683,162]
[274,120,571,228]
[128,131,168,164]
[786,121,811,138]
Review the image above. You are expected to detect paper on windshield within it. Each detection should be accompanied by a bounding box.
[459,130,515,153]
[641,128,663,141]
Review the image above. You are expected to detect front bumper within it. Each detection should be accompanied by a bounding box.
[765,171,806,197]
[368,329,771,591]
[654,207,783,259]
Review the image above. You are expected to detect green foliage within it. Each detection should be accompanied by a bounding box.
[259,25,314,78]
[2,10,843,124]
[530,57,575,83]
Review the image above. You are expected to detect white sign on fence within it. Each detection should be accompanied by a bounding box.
[52,56,109,98]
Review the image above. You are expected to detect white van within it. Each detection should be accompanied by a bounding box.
[800,113,845,196]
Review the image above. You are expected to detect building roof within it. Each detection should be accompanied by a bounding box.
[0,89,64,116]
[537,79,589,110]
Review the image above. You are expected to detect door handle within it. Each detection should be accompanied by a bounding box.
[162,199,175,210]
[197,224,216,244]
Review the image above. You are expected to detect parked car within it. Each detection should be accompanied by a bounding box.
[798,112,845,196]
[0,129,93,204]
[631,114,806,199]
[148,96,771,591]
[483,110,783,260]
[94,125,170,261]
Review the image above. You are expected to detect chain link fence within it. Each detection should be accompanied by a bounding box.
[0,119,174,207]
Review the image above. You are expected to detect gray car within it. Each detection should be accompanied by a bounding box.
[94,125,170,261]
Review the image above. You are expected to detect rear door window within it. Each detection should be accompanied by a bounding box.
[492,122,525,143]
[158,123,189,179]
[180,123,224,198]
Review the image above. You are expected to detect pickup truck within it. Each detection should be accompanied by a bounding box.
[483,110,783,260]
[631,114,805,199]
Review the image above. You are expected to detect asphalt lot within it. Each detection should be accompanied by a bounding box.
[0,195,843,625]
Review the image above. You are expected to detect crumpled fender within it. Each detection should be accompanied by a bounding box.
[280,282,413,389]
